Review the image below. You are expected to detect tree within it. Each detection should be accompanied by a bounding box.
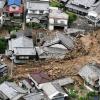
[0,37,7,54]
[67,12,77,25]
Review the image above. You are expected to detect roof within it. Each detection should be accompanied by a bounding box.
[79,63,100,85]
[68,0,96,8]
[14,47,36,56]
[49,7,68,19]
[16,29,32,37]
[0,81,27,100]
[40,82,68,99]
[43,33,75,50]
[23,92,47,100]
[7,0,21,6]
[36,46,68,59]
[9,36,34,50]
[26,0,49,11]
[66,3,88,13]
[53,77,74,86]
[30,71,51,84]
[57,33,75,50]
[88,1,100,17]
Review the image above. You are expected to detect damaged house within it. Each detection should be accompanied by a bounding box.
[39,82,68,100]
[36,33,75,59]
[49,7,69,31]
[0,81,27,100]
[26,0,49,26]
[7,36,36,64]
[79,62,100,91]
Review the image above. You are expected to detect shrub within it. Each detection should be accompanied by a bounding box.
[0,37,7,53]
[50,0,64,8]
[10,33,16,38]
[67,12,77,25]
[0,76,9,84]
[69,89,78,98]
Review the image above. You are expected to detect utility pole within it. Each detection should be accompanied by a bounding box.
[10,56,14,78]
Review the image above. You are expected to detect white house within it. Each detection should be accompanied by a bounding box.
[26,0,49,25]
[39,82,68,100]
[48,7,69,31]
[86,1,100,26]
[7,36,36,63]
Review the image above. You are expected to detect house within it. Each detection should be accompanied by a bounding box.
[86,1,100,26]
[36,46,68,59]
[7,36,36,63]
[65,0,98,16]
[39,82,68,100]
[49,7,69,31]
[26,0,49,26]
[0,81,27,100]
[28,71,51,89]
[43,33,75,50]
[35,33,75,59]
[78,62,100,91]
[6,0,23,17]
[0,0,6,26]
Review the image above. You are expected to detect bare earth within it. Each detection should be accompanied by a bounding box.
[3,29,100,87]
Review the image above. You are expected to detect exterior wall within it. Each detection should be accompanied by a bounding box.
[48,24,54,31]
[53,97,65,100]
[0,15,4,26]
[48,18,68,30]
[15,55,36,60]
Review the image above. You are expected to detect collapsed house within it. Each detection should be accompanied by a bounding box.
[0,81,27,100]
[26,0,49,26]
[65,0,99,16]
[27,71,73,100]
[28,71,51,89]
[36,33,75,59]
[7,36,36,64]
[48,7,69,31]
[79,62,100,91]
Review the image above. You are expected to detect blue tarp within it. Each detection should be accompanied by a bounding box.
[7,0,21,6]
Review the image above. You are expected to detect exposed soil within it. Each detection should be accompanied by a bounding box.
[3,29,100,88]
[12,30,100,79]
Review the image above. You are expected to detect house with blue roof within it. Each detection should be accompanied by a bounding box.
[6,0,23,16]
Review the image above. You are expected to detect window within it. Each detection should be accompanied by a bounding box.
[39,10,44,14]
